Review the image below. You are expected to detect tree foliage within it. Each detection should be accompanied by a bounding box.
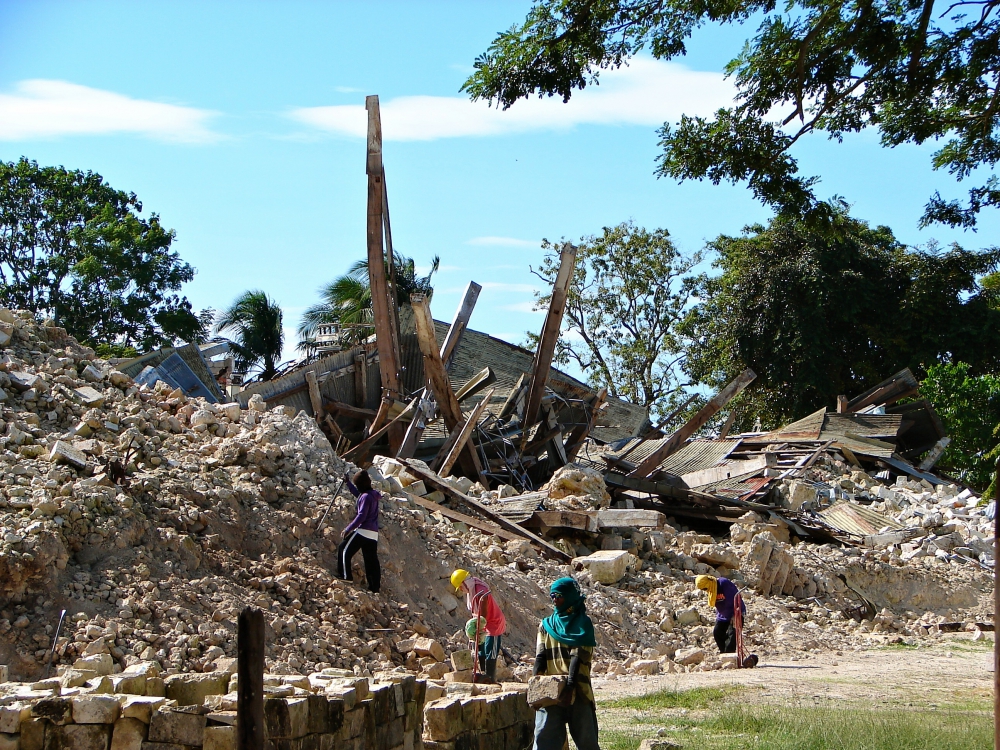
[464,0,1000,227]
[298,252,440,350]
[919,362,1000,489]
[682,203,1000,428]
[0,157,203,351]
[215,291,284,382]
[530,222,701,419]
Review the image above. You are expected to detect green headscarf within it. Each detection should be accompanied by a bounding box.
[542,577,596,648]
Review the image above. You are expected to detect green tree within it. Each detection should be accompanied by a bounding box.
[464,0,1000,228]
[0,157,202,350]
[529,222,701,419]
[215,291,284,382]
[682,203,1000,428]
[920,362,1000,490]
[298,252,440,350]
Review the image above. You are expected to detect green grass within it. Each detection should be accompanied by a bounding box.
[599,686,736,711]
[600,703,992,750]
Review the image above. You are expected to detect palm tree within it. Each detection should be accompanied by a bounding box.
[298,252,440,350]
[215,290,284,381]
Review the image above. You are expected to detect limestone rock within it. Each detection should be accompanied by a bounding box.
[573,550,633,584]
[673,647,705,666]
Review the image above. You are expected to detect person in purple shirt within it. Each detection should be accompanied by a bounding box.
[695,575,746,654]
[336,470,381,593]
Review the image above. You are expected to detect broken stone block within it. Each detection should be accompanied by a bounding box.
[31,698,72,725]
[449,650,474,672]
[201,726,233,750]
[110,718,147,750]
[8,372,41,392]
[638,739,681,750]
[0,322,12,347]
[111,674,146,696]
[163,673,230,707]
[49,441,88,471]
[60,669,98,688]
[423,698,463,742]
[20,719,45,750]
[784,481,817,511]
[147,709,206,747]
[673,647,705,666]
[263,697,308,740]
[443,671,473,684]
[674,608,701,627]
[691,544,740,570]
[45,724,111,750]
[0,732,18,750]
[121,698,165,724]
[631,659,660,675]
[72,695,121,724]
[412,638,445,663]
[406,480,428,497]
[526,676,566,709]
[81,365,105,383]
[596,509,664,529]
[0,707,19,734]
[572,550,633,584]
[74,386,106,408]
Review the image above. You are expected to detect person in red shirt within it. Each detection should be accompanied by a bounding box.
[452,569,506,683]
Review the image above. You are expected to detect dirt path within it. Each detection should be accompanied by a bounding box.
[593,635,995,708]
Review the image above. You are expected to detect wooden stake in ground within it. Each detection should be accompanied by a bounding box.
[365,95,404,453]
[522,243,577,438]
[629,368,757,478]
[237,607,265,750]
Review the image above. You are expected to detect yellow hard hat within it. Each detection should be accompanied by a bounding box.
[451,569,469,591]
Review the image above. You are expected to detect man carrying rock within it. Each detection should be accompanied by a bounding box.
[695,574,757,667]
[451,569,506,682]
[337,470,381,593]
[532,577,600,750]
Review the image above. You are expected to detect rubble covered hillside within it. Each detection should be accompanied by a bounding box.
[0,308,994,691]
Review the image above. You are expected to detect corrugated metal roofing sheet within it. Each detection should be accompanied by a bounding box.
[818,502,904,536]
[605,438,740,475]
[822,413,903,440]
[744,408,826,443]
[695,471,771,500]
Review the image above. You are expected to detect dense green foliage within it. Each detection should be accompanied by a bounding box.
[682,204,1000,429]
[920,362,1000,488]
[529,222,700,419]
[215,290,284,382]
[298,252,439,350]
[465,0,1000,227]
[0,157,204,351]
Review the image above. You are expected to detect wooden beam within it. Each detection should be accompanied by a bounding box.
[439,387,496,477]
[410,293,489,487]
[629,368,757,478]
[565,387,607,461]
[237,607,265,750]
[836,394,848,413]
[326,400,379,421]
[401,460,570,561]
[398,281,482,459]
[718,409,738,440]
[342,398,418,464]
[522,243,577,434]
[305,370,324,420]
[354,352,367,408]
[408,493,521,543]
[366,95,404,452]
[498,373,526,420]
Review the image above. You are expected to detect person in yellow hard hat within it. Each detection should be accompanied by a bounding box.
[452,569,506,683]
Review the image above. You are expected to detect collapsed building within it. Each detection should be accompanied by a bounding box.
[0,96,994,750]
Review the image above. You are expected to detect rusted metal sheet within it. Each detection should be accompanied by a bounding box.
[818,502,904,536]
[604,438,741,475]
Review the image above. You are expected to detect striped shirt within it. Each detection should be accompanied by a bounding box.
[535,625,594,703]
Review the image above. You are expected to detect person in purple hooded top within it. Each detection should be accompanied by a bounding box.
[336,470,381,593]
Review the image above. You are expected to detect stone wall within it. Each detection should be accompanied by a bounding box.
[423,692,533,750]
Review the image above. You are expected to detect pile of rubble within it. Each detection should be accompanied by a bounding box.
[0,307,994,694]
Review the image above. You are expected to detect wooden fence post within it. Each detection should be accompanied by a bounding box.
[237,607,265,750]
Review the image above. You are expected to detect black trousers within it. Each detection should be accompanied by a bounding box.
[714,619,737,653]
[337,531,381,593]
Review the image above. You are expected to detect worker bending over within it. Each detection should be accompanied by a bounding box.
[336,470,381,593]
[452,569,506,682]
[695,574,757,667]
[532,577,600,750]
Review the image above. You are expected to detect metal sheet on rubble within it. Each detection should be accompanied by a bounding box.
[743,408,826,443]
[821,413,903,440]
[694,470,771,500]
[830,434,896,459]
[818,502,904,537]
[607,438,740,475]
[877,455,948,486]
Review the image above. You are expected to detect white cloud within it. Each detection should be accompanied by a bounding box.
[289,57,733,141]
[466,236,540,248]
[0,80,219,143]
[502,300,544,314]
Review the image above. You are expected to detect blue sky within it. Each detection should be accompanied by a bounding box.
[1,1,997,372]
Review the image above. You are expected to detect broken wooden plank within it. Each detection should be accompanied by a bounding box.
[366,95,404,453]
[342,398,417,463]
[564,388,607,462]
[399,281,482,459]
[455,367,497,402]
[353,352,367,408]
[439,387,496,478]
[498,373,526,420]
[526,510,598,534]
[305,370,324,421]
[680,456,770,488]
[326,400,379,421]
[718,409,738,440]
[596,509,666,529]
[629,369,757,478]
[407,493,521,543]
[401,460,570,561]
[635,394,698,442]
[522,243,578,435]
[410,293,489,487]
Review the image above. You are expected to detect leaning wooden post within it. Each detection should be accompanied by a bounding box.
[522,243,577,440]
[237,607,265,750]
[366,95,404,453]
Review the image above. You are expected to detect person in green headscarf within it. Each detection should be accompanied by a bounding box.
[532,577,600,750]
